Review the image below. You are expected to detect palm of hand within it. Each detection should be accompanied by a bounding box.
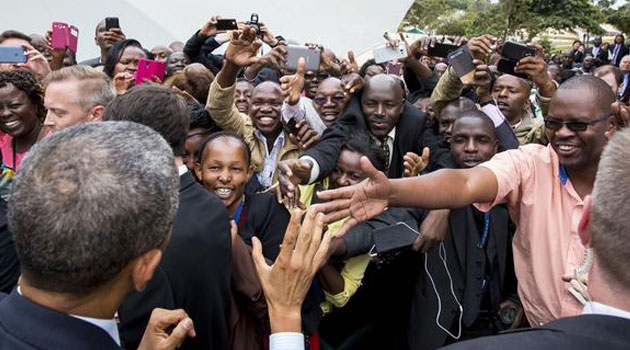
[226,41,258,67]
[286,75,304,102]
[350,172,391,222]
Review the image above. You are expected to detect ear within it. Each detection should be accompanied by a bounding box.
[194,162,203,180]
[130,249,162,292]
[604,115,616,140]
[87,105,105,122]
[578,195,593,247]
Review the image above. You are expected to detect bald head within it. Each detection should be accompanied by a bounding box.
[556,75,615,116]
[363,74,403,100]
[253,81,282,95]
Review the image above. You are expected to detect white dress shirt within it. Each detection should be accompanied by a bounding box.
[269,332,305,350]
[178,164,188,176]
[583,302,630,321]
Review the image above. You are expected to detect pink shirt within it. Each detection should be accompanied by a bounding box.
[476,144,585,327]
[0,133,26,171]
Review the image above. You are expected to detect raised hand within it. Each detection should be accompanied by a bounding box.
[199,16,222,38]
[137,308,196,350]
[340,72,363,95]
[340,50,359,74]
[288,119,321,150]
[280,57,305,105]
[276,159,313,209]
[403,147,430,177]
[113,72,135,95]
[471,59,493,103]
[252,209,332,333]
[103,28,126,48]
[610,101,630,136]
[514,43,555,97]
[313,156,392,237]
[467,35,496,60]
[224,26,262,68]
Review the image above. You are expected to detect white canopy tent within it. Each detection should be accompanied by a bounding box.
[1,0,414,61]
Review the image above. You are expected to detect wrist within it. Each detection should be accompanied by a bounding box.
[538,79,557,98]
[269,307,302,333]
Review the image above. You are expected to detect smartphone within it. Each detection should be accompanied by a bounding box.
[501,41,536,62]
[216,19,238,30]
[0,47,27,64]
[497,58,529,80]
[67,25,79,53]
[286,45,321,72]
[448,46,475,84]
[135,58,166,85]
[51,22,69,51]
[105,17,120,31]
[428,43,460,58]
[372,222,420,255]
[373,42,408,64]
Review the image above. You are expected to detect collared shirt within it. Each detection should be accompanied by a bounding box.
[16,286,121,345]
[304,127,396,184]
[178,164,188,176]
[583,302,630,321]
[269,332,304,350]
[256,130,287,188]
[476,144,586,327]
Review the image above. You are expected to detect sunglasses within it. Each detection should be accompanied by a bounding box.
[544,114,610,132]
[313,95,347,106]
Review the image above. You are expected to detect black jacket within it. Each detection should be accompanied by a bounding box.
[119,171,232,350]
[184,31,225,75]
[408,205,516,350]
[305,97,453,181]
[611,44,630,66]
[0,290,122,349]
[441,314,630,350]
[0,205,18,294]
[237,192,290,261]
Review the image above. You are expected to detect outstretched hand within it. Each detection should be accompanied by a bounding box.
[224,26,262,68]
[403,147,430,177]
[313,156,392,237]
[280,57,305,105]
[252,209,332,333]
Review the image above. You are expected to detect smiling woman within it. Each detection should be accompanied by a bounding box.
[0,71,46,170]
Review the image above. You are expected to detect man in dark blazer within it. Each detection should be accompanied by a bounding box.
[0,205,18,294]
[105,85,232,350]
[587,36,609,66]
[441,127,630,350]
[610,34,629,67]
[0,122,194,349]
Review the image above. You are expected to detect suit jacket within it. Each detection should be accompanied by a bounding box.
[0,206,18,294]
[441,314,630,350]
[305,96,453,182]
[0,290,121,349]
[408,205,515,350]
[611,44,630,66]
[587,47,609,65]
[119,171,232,350]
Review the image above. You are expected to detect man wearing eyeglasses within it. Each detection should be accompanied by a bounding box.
[313,74,630,329]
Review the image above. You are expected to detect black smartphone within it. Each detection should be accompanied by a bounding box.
[286,118,299,135]
[428,43,460,58]
[497,58,529,80]
[0,47,27,64]
[448,46,476,84]
[105,17,120,31]
[216,19,238,30]
[501,41,536,62]
[372,222,420,255]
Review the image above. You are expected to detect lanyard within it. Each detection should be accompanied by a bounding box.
[478,213,491,249]
[234,197,246,226]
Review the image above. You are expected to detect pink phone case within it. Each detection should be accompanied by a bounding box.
[51,22,69,50]
[67,25,79,53]
[135,59,167,85]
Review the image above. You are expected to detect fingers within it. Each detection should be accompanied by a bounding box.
[295,209,318,260]
[412,234,424,251]
[277,210,305,265]
[348,50,356,64]
[421,147,430,163]
[335,217,360,238]
[316,184,353,200]
[296,57,306,77]
[312,230,333,270]
[359,156,380,179]
[251,236,270,280]
[164,317,196,348]
[301,132,320,150]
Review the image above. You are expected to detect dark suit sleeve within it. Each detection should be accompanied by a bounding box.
[304,101,361,181]
[495,120,520,151]
[184,31,206,63]
[0,206,18,294]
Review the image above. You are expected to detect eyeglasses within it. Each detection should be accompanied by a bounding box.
[544,115,611,132]
[313,95,347,106]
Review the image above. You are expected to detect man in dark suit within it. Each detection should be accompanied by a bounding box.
[610,34,629,67]
[105,85,232,350]
[0,205,18,294]
[441,127,630,350]
[587,36,609,66]
[0,122,194,349]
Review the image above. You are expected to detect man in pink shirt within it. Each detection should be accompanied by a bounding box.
[314,74,629,327]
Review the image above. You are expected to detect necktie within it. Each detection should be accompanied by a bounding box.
[379,137,390,173]
[613,44,621,64]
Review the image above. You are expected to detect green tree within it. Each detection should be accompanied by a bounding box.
[606,3,630,34]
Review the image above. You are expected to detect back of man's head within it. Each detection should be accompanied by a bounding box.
[590,128,630,289]
[45,65,115,112]
[104,85,189,156]
[0,30,31,45]
[8,121,179,295]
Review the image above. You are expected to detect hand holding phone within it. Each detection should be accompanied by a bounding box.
[135,59,167,86]
[215,19,238,31]
[51,22,79,54]
[448,46,476,84]
[105,17,120,31]
[286,45,321,72]
[0,47,27,64]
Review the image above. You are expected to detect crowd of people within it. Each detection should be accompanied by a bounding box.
[0,12,630,350]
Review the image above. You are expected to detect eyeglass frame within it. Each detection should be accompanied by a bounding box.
[543,114,611,132]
